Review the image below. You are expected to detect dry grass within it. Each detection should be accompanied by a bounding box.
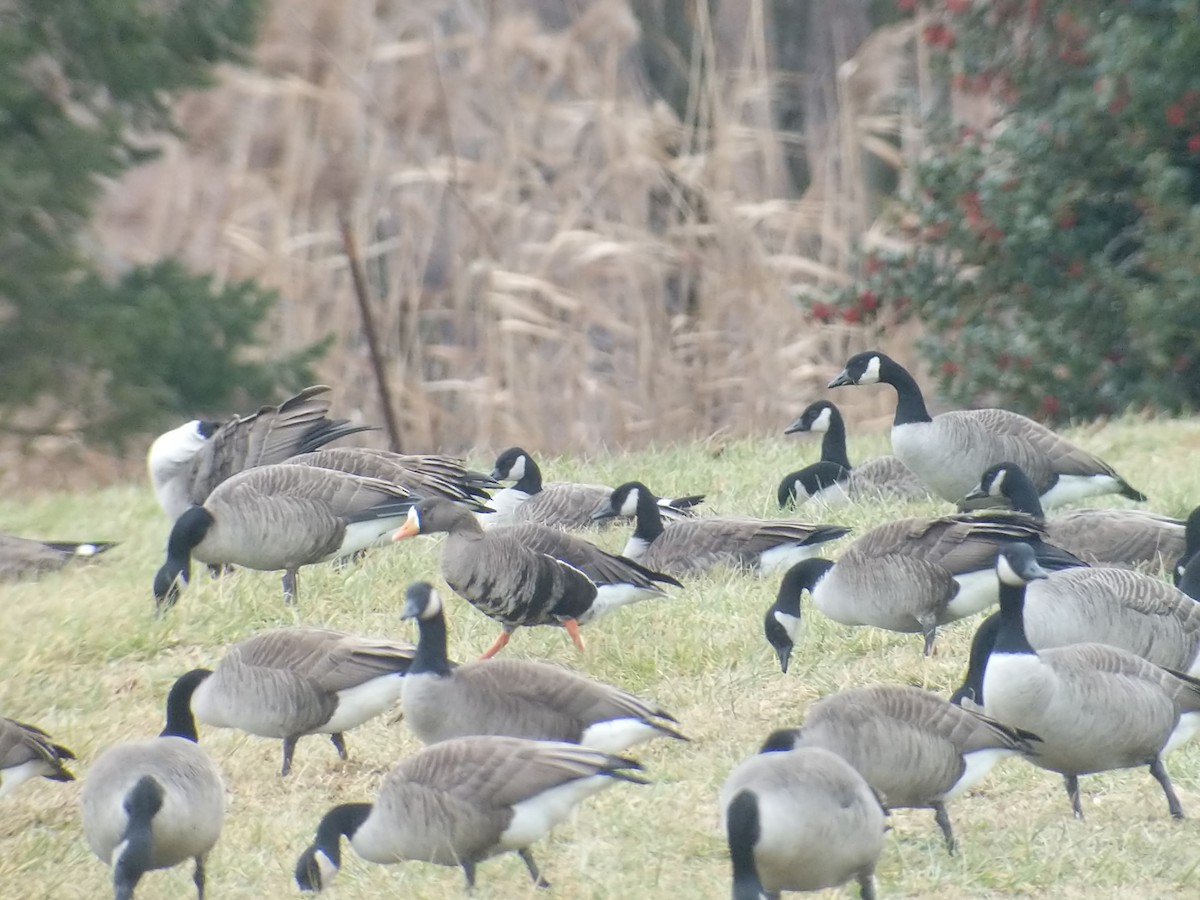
[2,415,1200,898]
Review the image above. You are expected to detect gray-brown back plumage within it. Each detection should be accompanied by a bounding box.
[0,718,75,797]
[288,447,492,507]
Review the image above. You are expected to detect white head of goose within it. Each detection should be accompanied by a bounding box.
[400,581,687,751]
[981,542,1200,818]
[721,741,885,900]
[594,481,851,577]
[81,670,224,900]
[293,735,646,892]
[828,351,1146,507]
[0,718,75,798]
[153,463,417,609]
[393,498,680,658]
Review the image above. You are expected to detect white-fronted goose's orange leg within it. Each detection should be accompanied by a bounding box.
[563,619,585,653]
[479,631,512,660]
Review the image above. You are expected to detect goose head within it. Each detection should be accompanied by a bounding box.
[401,581,444,621]
[593,481,655,521]
[962,463,1044,516]
[153,506,214,613]
[828,351,890,388]
[784,401,836,435]
[490,447,535,485]
[393,498,481,539]
[763,559,833,674]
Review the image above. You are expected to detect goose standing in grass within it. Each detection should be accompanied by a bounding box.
[764,512,1083,657]
[721,742,885,900]
[0,533,116,582]
[399,582,687,750]
[980,543,1200,818]
[392,498,680,658]
[0,718,75,798]
[147,385,373,526]
[294,735,646,891]
[963,462,1184,568]
[828,351,1146,506]
[1176,505,1200,585]
[593,481,851,577]
[778,400,930,508]
[765,685,1037,853]
[81,671,224,900]
[486,446,704,528]
[184,627,416,776]
[288,447,497,507]
[152,464,417,609]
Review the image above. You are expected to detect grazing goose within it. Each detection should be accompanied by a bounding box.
[399,582,686,750]
[289,447,496,508]
[593,482,851,577]
[185,627,416,776]
[778,400,930,508]
[0,718,75,798]
[766,685,1036,853]
[963,462,1184,568]
[153,463,416,609]
[828,351,1146,507]
[148,385,373,525]
[765,512,1083,657]
[981,543,1200,818]
[487,447,704,528]
[81,670,224,900]
[0,533,116,582]
[721,743,885,900]
[294,735,646,891]
[1176,506,1200,586]
[392,498,680,658]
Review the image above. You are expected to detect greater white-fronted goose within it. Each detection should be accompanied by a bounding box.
[293,735,646,891]
[288,447,496,508]
[981,543,1200,818]
[0,718,75,798]
[81,670,224,900]
[186,627,416,775]
[829,351,1146,507]
[721,743,885,900]
[399,582,686,750]
[392,498,680,658]
[152,463,417,609]
[779,400,930,508]
[594,481,851,577]
[0,534,116,582]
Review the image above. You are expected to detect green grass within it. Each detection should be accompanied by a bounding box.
[3,416,1200,899]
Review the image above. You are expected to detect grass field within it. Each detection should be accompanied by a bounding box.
[3,416,1200,900]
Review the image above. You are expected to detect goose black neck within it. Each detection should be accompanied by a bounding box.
[881,357,933,426]
[114,777,162,900]
[162,669,211,740]
[1185,507,1200,558]
[952,612,1002,706]
[167,506,213,561]
[993,582,1035,656]
[633,488,665,543]
[1000,470,1045,518]
[1180,554,1200,602]
[315,803,372,865]
[512,457,543,495]
[726,790,765,900]
[411,608,453,676]
[818,408,852,469]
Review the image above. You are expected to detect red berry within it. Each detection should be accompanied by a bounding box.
[842,307,861,324]
[941,360,960,377]
[945,0,969,12]
[859,290,879,311]
[1067,260,1084,277]
[1039,395,1061,418]
[1188,134,1200,154]
[1167,104,1187,127]
[811,302,833,323]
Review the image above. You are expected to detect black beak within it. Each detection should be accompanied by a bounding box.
[775,644,792,674]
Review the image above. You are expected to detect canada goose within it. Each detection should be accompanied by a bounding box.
[148,385,373,525]
[1176,505,1200,586]
[0,533,116,582]
[779,400,931,508]
[81,670,224,900]
[185,627,416,775]
[399,581,686,750]
[153,464,417,609]
[765,512,1083,657]
[392,498,680,658]
[487,447,704,528]
[828,351,1146,507]
[981,542,1200,818]
[288,447,497,508]
[294,735,646,891]
[593,482,851,577]
[1182,552,1200,598]
[766,685,1036,853]
[963,462,1184,568]
[721,743,885,900]
[0,718,75,798]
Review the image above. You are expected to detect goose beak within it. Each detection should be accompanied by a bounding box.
[393,509,421,541]
[489,467,504,481]
[827,369,854,388]
[591,504,617,521]
[783,418,807,435]
[776,645,792,674]
[400,597,421,620]
[962,485,987,503]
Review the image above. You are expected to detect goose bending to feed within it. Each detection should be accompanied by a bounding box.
[779,400,930,508]
[764,511,1083,658]
[184,627,416,776]
[81,670,224,900]
[400,582,687,750]
[964,462,1184,569]
[289,447,496,508]
[0,534,116,582]
[392,498,681,658]
[767,685,1036,853]
[828,351,1146,507]
[0,718,75,798]
[294,735,646,891]
[147,385,373,526]
[593,482,851,577]
[981,543,1200,818]
[153,463,417,609]
[721,743,885,900]
[487,447,704,528]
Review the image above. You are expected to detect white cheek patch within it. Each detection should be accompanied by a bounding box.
[773,610,801,641]
[861,355,882,383]
[996,553,1023,587]
[425,588,443,618]
[619,489,640,518]
[509,455,527,481]
[811,406,832,432]
[406,507,421,530]
[990,468,1007,497]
